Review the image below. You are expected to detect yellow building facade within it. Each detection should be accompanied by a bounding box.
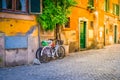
[0,13,37,36]
[0,0,56,67]
[0,0,42,67]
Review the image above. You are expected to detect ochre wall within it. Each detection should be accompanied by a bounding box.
[62,0,120,51]
[0,13,39,67]
[0,13,38,36]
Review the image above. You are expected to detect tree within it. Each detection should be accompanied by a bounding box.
[37,0,77,40]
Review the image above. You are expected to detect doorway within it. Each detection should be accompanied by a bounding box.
[80,21,86,49]
[114,25,117,43]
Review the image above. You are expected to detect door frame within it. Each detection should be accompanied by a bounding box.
[78,18,88,50]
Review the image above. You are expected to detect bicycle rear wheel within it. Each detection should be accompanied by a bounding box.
[40,46,52,63]
[36,47,43,60]
[56,46,65,59]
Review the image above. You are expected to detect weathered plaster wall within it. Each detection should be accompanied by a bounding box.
[4,35,38,67]
[28,35,38,64]
[0,13,39,67]
[0,13,37,36]
[66,0,95,51]
[0,33,5,67]
[63,0,120,51]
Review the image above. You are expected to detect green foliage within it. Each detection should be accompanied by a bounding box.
[37,0,77,31]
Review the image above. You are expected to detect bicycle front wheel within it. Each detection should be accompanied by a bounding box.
[56,46,65,59]
[40,46,52,63]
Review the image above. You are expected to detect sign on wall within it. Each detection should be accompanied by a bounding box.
[5,36,28,49]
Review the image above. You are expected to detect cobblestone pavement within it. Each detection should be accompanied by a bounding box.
[0,44,120,80]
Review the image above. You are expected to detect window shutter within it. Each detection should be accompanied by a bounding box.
[113,4,115,15]
[104,0,107,11]
[105,0,109,12]
[116,5,119,16]
[88,0,94,7]
[107,0,109,12]
[0,0,2,11]
[91,0,94,7]
[29,0,42,14]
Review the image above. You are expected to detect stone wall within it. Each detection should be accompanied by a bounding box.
[69,41,79,53]
[5,49,28,67]
[28,36,38,64]
[0,35,38,67]
[0,34,5,67]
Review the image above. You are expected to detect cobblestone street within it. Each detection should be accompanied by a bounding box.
[0,44,120,80]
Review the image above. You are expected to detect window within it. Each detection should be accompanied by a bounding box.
[0,0,2,11]
[88,0,94,7]
[5,0,12,9]
[104,0,109,12]
[0,0,41,14]
[1,0,28,13]
[90,21,94,28]
[29,0,41,14]
[87,0,95,11]
[113,4,119,16]
[65,17,70,28]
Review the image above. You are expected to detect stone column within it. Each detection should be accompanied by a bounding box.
[28,35,38,64]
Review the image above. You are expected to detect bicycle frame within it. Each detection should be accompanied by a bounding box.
[40,39,65,59]
[51,44,59,58]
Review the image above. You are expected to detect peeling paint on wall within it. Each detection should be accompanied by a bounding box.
[0,18,37,36]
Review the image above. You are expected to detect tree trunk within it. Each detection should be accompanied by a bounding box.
[55,24,61,40]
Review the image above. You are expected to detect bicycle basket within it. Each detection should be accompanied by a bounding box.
[57,40,64,45]
[41,41,48,46]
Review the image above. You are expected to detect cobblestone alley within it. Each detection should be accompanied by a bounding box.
[0,44,120,80]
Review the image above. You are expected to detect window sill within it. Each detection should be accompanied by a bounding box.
[0,12,35,20]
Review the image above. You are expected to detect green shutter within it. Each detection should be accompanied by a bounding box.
[119,5,120,16]
[105,0,107,11]
[116,5,119,16]
[105,0,109,12]
[0,0,2,11]
[113,4,115,14]
[29,0,41,14]
[91,0,94,7]
[113,4,119,16]
[88,0,94,7]
[107,0,109,12]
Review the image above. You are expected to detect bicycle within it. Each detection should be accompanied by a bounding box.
[36,39,65,63]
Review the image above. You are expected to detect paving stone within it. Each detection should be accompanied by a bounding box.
[0,44,120,80]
